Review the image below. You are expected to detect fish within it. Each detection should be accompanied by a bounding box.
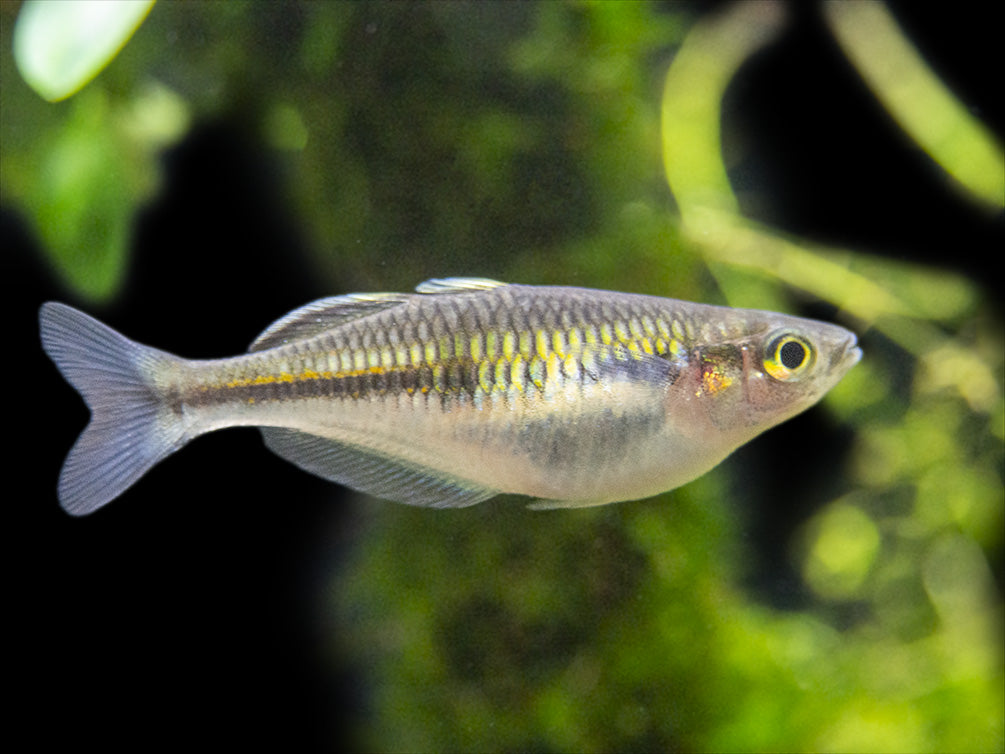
[39,277,861,515]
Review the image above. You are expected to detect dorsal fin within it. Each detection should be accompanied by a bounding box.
[249,292,409,352]
[414,277,508,295]
[248,277,508,352]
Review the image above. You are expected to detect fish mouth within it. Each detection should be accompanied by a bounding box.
[823,329,861,373]
[840,334,862,369]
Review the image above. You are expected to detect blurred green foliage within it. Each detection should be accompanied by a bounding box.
[14,0,155,102]
[4,1,1002,751]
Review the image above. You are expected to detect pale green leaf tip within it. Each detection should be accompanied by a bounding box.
[13,0,156,102]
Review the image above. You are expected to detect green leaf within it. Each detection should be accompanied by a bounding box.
[824,1,1005,211]
[14,0,155,102]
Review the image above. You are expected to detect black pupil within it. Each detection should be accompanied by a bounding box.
[779,340,806,370]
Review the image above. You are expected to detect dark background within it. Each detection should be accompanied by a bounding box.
[5,2,1001,750]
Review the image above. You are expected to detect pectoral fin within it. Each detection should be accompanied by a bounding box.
[526,498,618,510]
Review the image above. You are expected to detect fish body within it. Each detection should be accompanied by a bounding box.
[39,278,861,515]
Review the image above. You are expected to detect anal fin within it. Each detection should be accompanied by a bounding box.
[261,428,498,508]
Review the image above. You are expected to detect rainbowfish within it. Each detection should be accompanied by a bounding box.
[39,277,860,515]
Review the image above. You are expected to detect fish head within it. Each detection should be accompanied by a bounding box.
[685,312,861,442]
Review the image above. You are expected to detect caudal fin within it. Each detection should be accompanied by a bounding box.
[39,303,190,515]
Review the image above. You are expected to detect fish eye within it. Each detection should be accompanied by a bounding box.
[763,332,813,381]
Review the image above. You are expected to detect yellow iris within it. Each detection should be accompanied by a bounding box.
[764,333,813,381]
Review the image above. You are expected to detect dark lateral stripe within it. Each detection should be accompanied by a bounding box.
[189,361,511,407]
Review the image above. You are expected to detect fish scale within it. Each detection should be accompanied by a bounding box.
[39,277,860,515]
[239,300,627,405]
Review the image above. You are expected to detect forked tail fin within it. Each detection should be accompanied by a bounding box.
[39,303,191,515]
